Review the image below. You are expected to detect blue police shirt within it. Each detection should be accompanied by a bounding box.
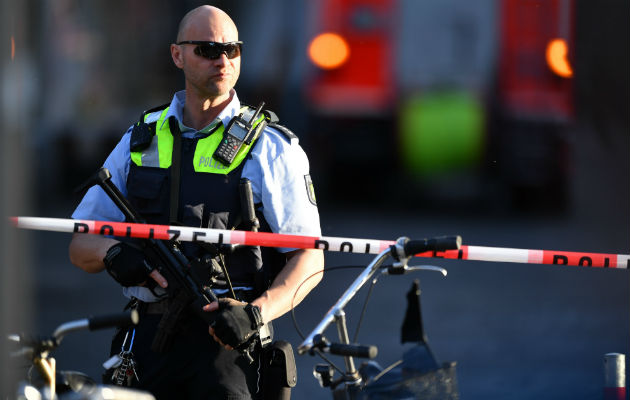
[72,90,322,301]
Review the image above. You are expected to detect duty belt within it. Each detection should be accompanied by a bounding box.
[138,294,273,351]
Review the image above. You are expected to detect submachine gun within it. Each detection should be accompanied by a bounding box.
[77,167,264,362]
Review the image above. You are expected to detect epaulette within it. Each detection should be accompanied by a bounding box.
[263,109,280,124]
[268,122,298,142]
[242,103,298,143]
[140,103,170,123]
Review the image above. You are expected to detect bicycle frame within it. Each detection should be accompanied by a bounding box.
[8,311,144,400]
[298,248,391,355]
[9,318,97,398]
[297,237,452,397]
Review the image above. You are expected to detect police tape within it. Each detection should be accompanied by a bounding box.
[10,216,630,269]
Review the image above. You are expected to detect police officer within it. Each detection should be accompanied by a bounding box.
[69,5,324,399]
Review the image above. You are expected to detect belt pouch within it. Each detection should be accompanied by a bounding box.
[262,340,297,400]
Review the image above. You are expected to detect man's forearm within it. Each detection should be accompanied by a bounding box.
[251,248,324,323]
[69,233,119,273]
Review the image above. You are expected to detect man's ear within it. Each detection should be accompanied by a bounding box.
[171,43,184,69]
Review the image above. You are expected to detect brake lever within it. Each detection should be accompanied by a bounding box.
[382,264,447,276]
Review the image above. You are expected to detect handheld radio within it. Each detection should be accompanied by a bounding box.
[214,102,265,165]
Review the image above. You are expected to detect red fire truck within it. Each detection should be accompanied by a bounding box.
[303,0,574,211]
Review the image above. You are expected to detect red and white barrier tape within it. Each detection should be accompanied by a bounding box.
[10,216,630,269]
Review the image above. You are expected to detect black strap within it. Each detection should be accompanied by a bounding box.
[151,290,191,353]
[169,116,182,225]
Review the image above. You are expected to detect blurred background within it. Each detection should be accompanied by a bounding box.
[1,0,628,398]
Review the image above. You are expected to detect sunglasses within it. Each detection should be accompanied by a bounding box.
[176,41,243,60]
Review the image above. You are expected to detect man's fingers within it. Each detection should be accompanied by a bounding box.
[150,270,168,288]
[221,297,246,307]
[208,327,232,350]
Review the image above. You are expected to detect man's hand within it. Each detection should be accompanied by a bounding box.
[203,298,264,349]
[103,242,168,288]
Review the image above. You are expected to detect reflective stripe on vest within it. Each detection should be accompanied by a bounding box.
[130,108,172,168]
[130,106,265,175]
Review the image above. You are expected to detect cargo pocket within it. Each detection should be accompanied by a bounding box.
[207,211,230,230]
[126,165,169,222]
[182,203,204,227]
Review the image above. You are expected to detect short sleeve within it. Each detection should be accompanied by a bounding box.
[71,130,132,222]
[243,126,322,251]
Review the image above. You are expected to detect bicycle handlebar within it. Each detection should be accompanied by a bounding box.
[53,310,139,343]
[298,235,461,355]
[329,343,378,359]
[311,334,378,359]
[402,236,462,257]
[88,310,139,331]
[10,310,139,353]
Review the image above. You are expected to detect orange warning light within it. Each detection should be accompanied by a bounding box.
[308,32,350,70]
[546,38,573,78]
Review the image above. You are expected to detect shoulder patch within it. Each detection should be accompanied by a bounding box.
[268,123,298,143]
[304,174,317,206]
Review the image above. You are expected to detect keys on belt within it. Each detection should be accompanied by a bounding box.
[103,329,140,387]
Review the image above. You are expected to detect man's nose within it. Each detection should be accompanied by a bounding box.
[214,52,230,64]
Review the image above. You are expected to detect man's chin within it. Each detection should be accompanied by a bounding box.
[198,89,232,107]
[205,82,233,96]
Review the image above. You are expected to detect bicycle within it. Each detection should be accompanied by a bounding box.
[7,310,155,399]
[296,235,462,400]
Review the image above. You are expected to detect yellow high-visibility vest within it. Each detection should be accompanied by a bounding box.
[130,106,267,175]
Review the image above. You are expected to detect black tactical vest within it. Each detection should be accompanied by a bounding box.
[126,108,286,294]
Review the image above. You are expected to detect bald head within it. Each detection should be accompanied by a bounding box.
[176,5,238,43]
[170,5,241,123]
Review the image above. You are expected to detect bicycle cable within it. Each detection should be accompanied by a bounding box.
[352,274,380,343]
[369,359,403,384]
[290,265,368,374]
[290,265,366,340]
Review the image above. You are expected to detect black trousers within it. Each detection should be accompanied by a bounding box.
[107,311,262,400]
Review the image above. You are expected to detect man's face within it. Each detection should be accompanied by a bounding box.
[174,17,240,101]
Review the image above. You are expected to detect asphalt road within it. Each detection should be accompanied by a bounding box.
[19,127,630,399]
